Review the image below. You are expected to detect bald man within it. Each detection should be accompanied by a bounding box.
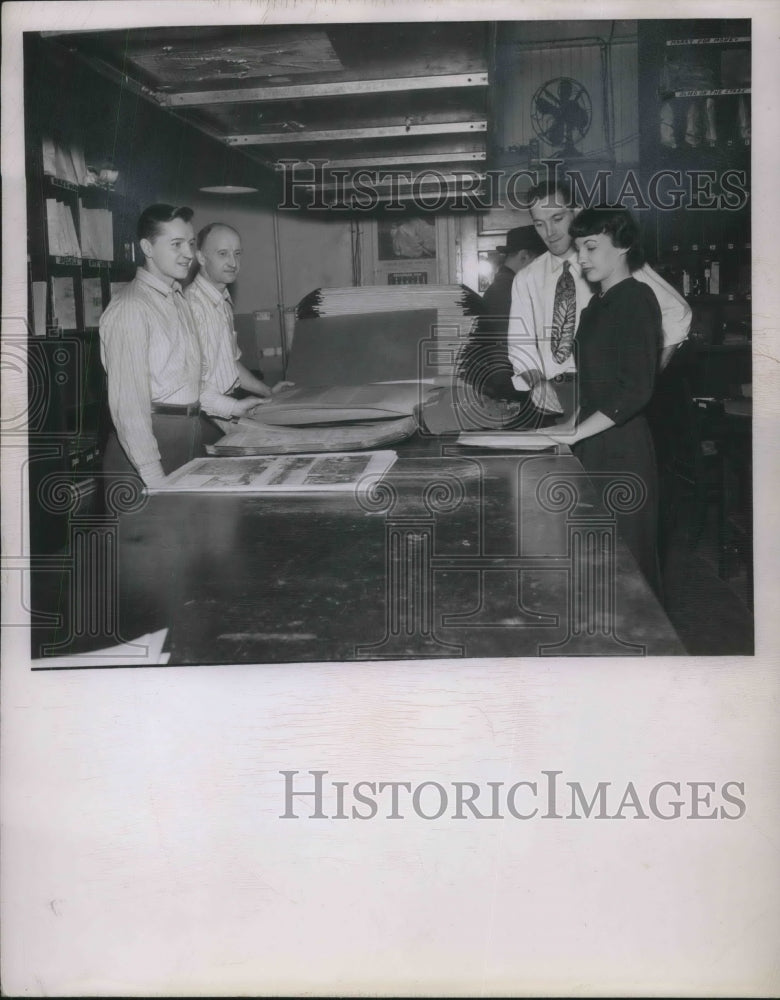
[185,223,275,420]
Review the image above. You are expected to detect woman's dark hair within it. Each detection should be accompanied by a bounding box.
[569,205,644,271]
[137,204,194,243]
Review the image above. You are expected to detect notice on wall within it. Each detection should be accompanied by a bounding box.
[50,276,77,330]
[31,281,47,336]
[81,277,103,327]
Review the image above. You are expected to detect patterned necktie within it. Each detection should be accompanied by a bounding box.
[551,260,576,363]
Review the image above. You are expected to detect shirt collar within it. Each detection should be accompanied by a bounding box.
[137,266,183,297]
[194,271,233,307]
[549,248,580,277]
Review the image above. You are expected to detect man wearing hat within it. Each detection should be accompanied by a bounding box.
[459,224,545,402]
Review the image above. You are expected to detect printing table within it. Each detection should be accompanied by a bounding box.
[30,434,684,663]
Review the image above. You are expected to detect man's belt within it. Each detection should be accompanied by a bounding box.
[552,372,576,383]
[151,402,201,416]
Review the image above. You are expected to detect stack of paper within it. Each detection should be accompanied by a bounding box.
[45,199,81,257]
[42,135,89,185]
[296,284,482,342]
[79,201,114,260]
[208,414,418,456]
[245,382,436,427]
[456,431,561,450]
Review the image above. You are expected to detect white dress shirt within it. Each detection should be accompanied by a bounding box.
[185,272,244,420]
[99,267,201,483]
[507,248,692,390]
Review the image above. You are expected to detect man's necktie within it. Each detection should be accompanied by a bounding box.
[551,260,576,363]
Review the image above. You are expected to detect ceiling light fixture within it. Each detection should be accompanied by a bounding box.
[199,184,258,194]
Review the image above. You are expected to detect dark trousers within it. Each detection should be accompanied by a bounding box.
[101,413,221,483]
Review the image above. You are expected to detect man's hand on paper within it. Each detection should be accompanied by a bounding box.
[524,367,544,388]
[272,381,296,394]
[235,397,272,417]
[529,379,564,415]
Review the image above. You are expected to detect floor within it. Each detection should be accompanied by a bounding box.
[660,498,754,655]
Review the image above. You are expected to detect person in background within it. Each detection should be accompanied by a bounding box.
[506,179,691,423]
[469,224,546,401]
[547,205,664,599]
[99,203,209,487]
[185,223,280,422]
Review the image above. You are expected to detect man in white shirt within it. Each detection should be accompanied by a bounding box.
[185,223,278,421]
[99,204,209,487]
[506,179,691,422]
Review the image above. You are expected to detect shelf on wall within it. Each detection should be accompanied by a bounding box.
[662,87,751,98]
[665,36,750,46]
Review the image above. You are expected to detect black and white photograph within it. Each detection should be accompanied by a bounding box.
[9,12,760,663]
[377,216,438,259]
[1,1,778,996]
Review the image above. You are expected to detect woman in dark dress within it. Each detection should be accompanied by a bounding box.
[549,206,663,598]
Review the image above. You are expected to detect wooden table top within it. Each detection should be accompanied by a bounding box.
[31,434,684,663]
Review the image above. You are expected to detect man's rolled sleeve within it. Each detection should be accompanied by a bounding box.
[199,384,244,420]
[635,263,691,348]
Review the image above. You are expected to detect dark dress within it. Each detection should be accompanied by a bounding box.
[572,276,663,598]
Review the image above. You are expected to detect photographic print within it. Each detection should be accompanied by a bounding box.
[1,1,778,997]
[13,12,758,664]
[147,451,397,492]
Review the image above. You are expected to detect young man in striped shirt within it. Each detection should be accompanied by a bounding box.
[99,204,214,487]
[185,223,278,421]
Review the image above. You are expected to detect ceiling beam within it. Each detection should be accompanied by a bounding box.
[162,73,489,107]
[308,151,487,168]
[227,121,488,145]
[308,172,487,192]
[43,39,279,175]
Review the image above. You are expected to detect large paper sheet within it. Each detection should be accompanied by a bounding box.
[247,381,437,425]
[208,414,417,454]
[146,450,398,493]
[456,431,561,450]
[286,309,439,385]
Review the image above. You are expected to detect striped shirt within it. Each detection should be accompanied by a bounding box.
[507,249,692,390]
[99,267,201,484]
[185,272,243,419]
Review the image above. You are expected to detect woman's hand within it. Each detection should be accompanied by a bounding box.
[560,410,616,444]
[546,427,579,446]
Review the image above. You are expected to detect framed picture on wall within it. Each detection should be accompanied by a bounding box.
[377,216,436,260]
